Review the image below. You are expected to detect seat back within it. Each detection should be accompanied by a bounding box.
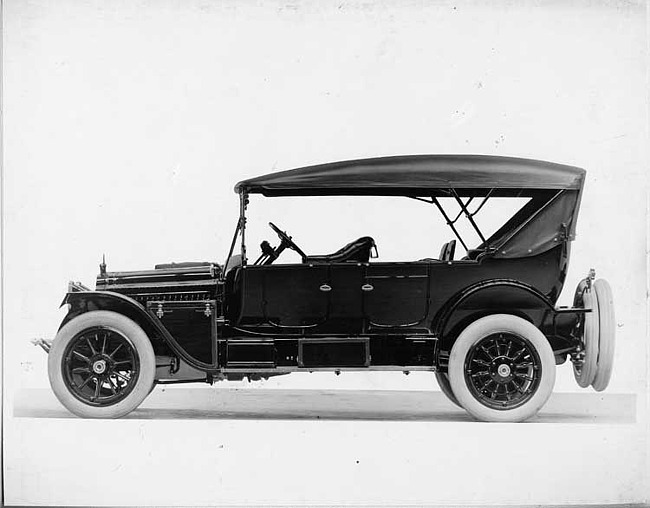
[438,242,449,260]
[305,236,376,263]
[439,240,456,261]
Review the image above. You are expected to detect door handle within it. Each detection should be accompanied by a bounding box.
[319,284,332,292]
[361,284,374,292]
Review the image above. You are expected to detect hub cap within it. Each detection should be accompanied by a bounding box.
[464,332,542,410]
[92,359,107,374]
[62,327,140,407]
[497,364,511,377]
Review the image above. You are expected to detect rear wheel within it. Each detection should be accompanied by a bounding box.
[448,314,556,422]
[435,371,461,408]
[48,311,155,418]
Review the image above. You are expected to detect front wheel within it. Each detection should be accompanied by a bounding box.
[448,314,556,422]
[48,311,156,418]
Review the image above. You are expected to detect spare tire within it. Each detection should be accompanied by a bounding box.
[573,289,600,388]
[592,279,615,391]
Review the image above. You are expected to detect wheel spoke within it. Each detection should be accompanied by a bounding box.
[480,345,495,360]
[86,336,97,355]
[72,366,91,374]
[517,384,531,395]
[101,333,107,355]
[107,378,118,395]
[73,351,91,363]
[109,343,123,359]
[115,371,131,383]
[77,374,94,390]
[511,347,526,361]
[113,360,133,367]
[92,377,101,400]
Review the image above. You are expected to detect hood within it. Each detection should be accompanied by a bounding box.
[96,262,222,303]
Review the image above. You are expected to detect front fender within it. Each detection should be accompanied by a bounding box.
[62,291,151,328]
[61,291,215,371]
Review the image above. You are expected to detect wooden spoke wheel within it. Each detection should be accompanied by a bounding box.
[448,314,556,422]
[48,311,155,418]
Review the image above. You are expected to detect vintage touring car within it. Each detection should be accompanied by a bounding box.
[38,155,615,422]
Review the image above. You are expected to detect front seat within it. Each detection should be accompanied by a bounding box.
[304,236,376,264]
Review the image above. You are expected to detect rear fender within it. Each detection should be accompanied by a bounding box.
[61,291,214,371]
[434,279,558,364]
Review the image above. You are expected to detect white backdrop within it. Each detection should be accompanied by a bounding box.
[3,0,649,505]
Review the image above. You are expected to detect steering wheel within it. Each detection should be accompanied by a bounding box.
[268,222,308,260]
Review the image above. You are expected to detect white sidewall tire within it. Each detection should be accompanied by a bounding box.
[592,279,615,391]
[48,311,156,419]
[448,314,556,423]
[573,290,599,388]
[435,371,461,408]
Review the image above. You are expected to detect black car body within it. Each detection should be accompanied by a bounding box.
[43,155,615,421]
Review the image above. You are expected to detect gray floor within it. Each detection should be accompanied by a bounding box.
[14,387,636,423]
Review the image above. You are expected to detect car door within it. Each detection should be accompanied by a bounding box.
[258,264,330,327]
[322,263,365,333]
[363,262,430,327]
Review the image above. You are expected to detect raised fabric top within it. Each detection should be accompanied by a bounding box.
[234,155,586,196]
